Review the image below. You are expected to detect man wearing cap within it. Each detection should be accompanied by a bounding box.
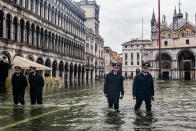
[29,66,44,105]
[104,63,124,110]
[11,66,28,105]
[132,62,154,112]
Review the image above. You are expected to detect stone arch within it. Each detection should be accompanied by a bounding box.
[177,50,195,80]
[155,53,172,80]
[45,58,51,77]
[0,51,12,90]
[36,57,44,65]
[59,61,64,77]
[45,58,51,67]
[52,60,57,77]
[26,55,35,61]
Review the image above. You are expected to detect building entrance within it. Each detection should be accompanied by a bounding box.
[185,72,191,80]
[162,72,169,80]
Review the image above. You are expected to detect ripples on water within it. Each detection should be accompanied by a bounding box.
[0,80,196,130]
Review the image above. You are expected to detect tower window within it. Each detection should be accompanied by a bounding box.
[164,41,168,46]
[186,39,190,44]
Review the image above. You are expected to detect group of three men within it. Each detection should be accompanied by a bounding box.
[104,62,154,112]
[11,66,44,105]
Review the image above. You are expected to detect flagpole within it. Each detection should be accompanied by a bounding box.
[158,0,162,80]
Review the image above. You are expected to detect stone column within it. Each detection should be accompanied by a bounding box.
[28,0,31,10]
[45,5,48,20]
[22,0,25,8]
[37,1,40,16]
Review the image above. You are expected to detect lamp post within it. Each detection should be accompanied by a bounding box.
[158,0,162,80]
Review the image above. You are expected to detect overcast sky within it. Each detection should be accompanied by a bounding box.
[75,0,196,53]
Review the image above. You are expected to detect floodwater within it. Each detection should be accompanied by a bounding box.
[0,80,196,131]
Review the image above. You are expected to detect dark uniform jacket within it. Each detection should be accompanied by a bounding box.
[104,71,124,99]
[133,72,154,100]
[11,73,28,94]
[29,73,44,96]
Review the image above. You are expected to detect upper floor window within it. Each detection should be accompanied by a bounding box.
[131,53,133,60]
[137,53,140,59]
[125,53,127,60]
[186,39,190,44]
[164,41,168,46]
[125,45,127,48]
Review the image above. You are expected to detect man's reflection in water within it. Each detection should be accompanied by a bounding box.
[133,111,155,130]
[29,107,45,128]
[12,106,25,121]
[105,110,125,130]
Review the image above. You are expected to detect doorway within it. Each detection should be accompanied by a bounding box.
[0,63,9,91]
[185,72,191,80]
[162,72,169,80]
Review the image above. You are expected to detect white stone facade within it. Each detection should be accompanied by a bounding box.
[77,0,104,80]
[0,0,104,88]
[122,39,151,78]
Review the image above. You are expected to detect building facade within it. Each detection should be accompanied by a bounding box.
[0,0,104,89]
[104,47,112,75]
[76,0,104,80]
[122,39,151,78]
[143,7,196,80]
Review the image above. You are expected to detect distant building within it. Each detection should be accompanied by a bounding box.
[77,0,104,80]
[122,39,151,78]
[104,47,112,74]
[143,6,196,80]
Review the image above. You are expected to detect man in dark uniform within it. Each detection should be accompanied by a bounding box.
[29,66,44,105]
[11,66,28,105]
[132,62,154,112]
[104,63,124,110]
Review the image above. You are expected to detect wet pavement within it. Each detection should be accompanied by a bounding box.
[0,80,196,131]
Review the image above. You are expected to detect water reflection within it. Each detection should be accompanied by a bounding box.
[133,111,155,130]
[105,110,125,130]
[29,107,45,128]
[0,80,196,130]
[12,107,25,121]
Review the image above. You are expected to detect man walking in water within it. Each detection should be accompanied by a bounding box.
[104,63,124,110]
[133,62,154,112]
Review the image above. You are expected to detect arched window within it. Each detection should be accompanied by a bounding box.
[0,11,3,37]
[6,14,11,39]
[13,17,18,41]
[36,26,39,47]
[20,19,24,43]
[186,39,190,44]
[26,22,30,44]
[164,41,168,46]
[31,25,34,46]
